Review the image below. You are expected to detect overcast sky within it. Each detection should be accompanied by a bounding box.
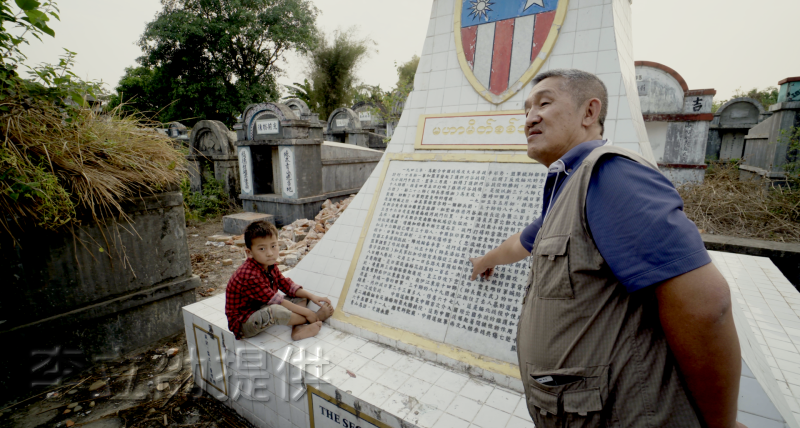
[17,0,800,102]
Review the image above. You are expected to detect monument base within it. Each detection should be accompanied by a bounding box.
[183,251,799,428]
[241,189,357,228]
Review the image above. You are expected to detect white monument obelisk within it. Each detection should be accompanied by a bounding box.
[289,0,655,321]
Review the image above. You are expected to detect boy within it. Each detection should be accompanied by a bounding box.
[225,221,334,341]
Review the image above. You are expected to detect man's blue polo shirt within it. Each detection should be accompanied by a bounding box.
[519,140,710,293]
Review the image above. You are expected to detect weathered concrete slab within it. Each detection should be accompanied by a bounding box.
[223,212,275,235]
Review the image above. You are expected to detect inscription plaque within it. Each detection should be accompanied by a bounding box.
[343,159,547,363]
[255,118,279,135]
[415,111,528,150]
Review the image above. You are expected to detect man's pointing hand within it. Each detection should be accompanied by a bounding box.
[469,256,495,281]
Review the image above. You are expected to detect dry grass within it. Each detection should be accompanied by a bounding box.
[678,162,800,243]
[0,98,185,237]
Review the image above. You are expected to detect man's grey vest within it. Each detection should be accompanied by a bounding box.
[516,146,703,427]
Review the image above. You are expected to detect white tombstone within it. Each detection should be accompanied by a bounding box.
[634,61,716,185]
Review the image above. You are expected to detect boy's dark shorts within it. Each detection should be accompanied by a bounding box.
[241,298,307,339]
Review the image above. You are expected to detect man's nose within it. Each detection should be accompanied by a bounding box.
[525,109,540,127]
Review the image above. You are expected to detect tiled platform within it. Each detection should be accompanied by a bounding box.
[184,251,800,428]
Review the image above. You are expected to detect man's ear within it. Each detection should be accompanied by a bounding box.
[582,98,602,129]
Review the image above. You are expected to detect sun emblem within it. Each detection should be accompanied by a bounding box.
[467,0,493,21]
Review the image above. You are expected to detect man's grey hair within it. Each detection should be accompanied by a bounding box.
[531,69,609,135]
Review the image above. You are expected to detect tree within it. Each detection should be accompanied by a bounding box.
[114,0,319,126]
[296,29,374,120]
[352,54,418,128]
[395,54,419,89]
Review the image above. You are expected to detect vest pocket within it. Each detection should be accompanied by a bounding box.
[526,363,609,427]
[534,234,573,299]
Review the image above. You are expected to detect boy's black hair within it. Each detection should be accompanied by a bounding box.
[244,220,279,248]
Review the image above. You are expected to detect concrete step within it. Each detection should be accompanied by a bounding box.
[223,212,275,235]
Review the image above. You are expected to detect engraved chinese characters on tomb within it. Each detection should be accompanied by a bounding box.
[456,0,567,104]
[255,118,279,135]
[343,160,547,363]
[237,146,253,195]
[279,147,297,197]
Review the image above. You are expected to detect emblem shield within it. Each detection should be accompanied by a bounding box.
[455,0,568,104]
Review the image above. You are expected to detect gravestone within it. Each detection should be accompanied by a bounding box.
[234,102,382,226]
[707,98,766,161]
[186,120,240,201]
[324,107,369,148]
[740,76,800,184]
[168,121,189,141]
[285,98,324,126]
[351,101,389,150]
[184,2,799,427]
[634,61,715,184]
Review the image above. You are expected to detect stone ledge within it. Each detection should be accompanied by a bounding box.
[1,275,201,334]
[241,189,359,205]
[235,139,322,147]
[702,234,800,288]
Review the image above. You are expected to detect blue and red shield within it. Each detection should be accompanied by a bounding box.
[455,0,567,104]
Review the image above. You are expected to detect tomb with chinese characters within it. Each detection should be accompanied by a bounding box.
[234,102,382,227]
[186,120,240,202]
[324,107,370,148]
[185,2,800,428]
[351,101,389,150]
[634,61,715,184]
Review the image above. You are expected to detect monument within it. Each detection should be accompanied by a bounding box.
[185,2,800,428]
[634,61,715,184]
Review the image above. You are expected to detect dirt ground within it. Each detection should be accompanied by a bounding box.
[0,217,252,428]
[0,334,251,428]
[186,216,244,300]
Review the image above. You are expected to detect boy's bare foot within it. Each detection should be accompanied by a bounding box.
[316,303,334,322]
[292,321,322,341]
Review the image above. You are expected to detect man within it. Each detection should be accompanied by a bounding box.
[469,69,744,428]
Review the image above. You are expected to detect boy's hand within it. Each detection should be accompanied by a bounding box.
[311,295,332,308]
[303,308,319,323]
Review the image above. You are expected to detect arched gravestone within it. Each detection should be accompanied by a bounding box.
[707,98,766,161]
[186,120,239,201]
[351,101,389,150]
[184,2,800,427]
[325,107,368,147]
[284,98,323,126]
[635,61,715,184]
[168,121,188,139]
[284,98,311,117]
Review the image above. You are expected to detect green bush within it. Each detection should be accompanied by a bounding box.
[180,173,231,221]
